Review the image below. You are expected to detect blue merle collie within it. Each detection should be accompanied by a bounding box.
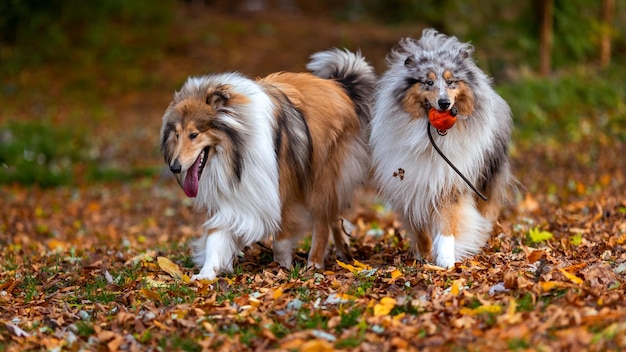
[370,29,513,268]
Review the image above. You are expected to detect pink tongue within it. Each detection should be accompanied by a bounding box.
[183,154,202,198]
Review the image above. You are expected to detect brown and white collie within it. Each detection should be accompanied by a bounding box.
[160,49,376,280]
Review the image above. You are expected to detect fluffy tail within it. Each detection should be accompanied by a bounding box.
[307,49,377,125]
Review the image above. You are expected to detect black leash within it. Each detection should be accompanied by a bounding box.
[427,122,488,201]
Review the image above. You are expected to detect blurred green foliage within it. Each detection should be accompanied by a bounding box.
[0,121,158,187]
[0,121,84,187]
[357,0,626,75]
[499,66,626,144]
[0,0,175,78]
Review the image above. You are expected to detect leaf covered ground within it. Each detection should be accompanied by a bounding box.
[1,4,626,352]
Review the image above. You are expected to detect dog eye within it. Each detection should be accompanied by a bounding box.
[426,80,434,86]
[189,133,198,140]
[175,132,179,139]
[446,80,455,86]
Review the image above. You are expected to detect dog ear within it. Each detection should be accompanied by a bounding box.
[404,54,417,68]
[206,85,231,109]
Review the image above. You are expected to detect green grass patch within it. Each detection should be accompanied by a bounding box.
[507,337,531,350]
[157,282,197,306]
[83,276,117,304]
[499,66,626,145]
[0,120,159,187]
[18,273,40,303]
[75,321,96,337]
[296,308,329,330]
[516,292,535,313]
[0,121,85,187]
[158,334,201,352]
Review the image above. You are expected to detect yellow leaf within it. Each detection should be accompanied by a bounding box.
[529,227,553,243]
[374,297,396,317]
[459,307,474,315]
[273,288,283,299]
[473,304,501,314]
[501,296,523,324]
[393,312,406,321]
[336,260,356,272]
[540,281,565,291]
[374,304,393,317]
[157,256,183,280]
[353,260,372,270]
[450,280,461,297]
[47,239,67,251]
[337,293,356,301]
[182,274,191,284]
[507,297,517,317]
[558,268,583,285]
[380,296,396,306]
[569,233,583,246]
[460,305,501,315]
[390,269,402,280]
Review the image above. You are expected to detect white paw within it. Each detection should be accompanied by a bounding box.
[433,233,456,269]
[191,267,217,282]
[435,251,456,269]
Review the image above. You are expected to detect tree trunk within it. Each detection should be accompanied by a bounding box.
[539,0,554,76]
[600,0,614,68]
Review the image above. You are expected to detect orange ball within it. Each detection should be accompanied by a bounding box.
[428,108,457,131]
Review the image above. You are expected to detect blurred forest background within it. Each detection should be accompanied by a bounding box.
[0,0,625,187]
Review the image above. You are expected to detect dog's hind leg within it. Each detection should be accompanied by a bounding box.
[332,219,352,263]
[273,233,296,268]
[273,204,311,268]
[308,219,331,269]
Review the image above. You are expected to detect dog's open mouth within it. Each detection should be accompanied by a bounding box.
[183,147,209,198]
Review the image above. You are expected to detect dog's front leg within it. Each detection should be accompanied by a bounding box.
[432,233,456,268]
[191,229,236,281]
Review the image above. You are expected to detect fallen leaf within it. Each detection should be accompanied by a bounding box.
[5,323,30,337]
[527,249,546,263]
[450,280,461,297]
[558,268,584,284]
[300,339,334,352]
[540,281,567,291]
[529,228,553,243]
[157,256,184,280]
[374,297,396,317]
[460,304,502,315]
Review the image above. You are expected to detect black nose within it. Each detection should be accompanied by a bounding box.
[438,98,451,110]
[170,160,182,174]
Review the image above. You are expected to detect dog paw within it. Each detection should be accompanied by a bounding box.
[435,252,456,269]
[191,268,217,282]
[307,260,325,270]
[433,234,456,269]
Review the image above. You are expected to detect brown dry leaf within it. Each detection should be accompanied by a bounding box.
[527,249,546,263]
